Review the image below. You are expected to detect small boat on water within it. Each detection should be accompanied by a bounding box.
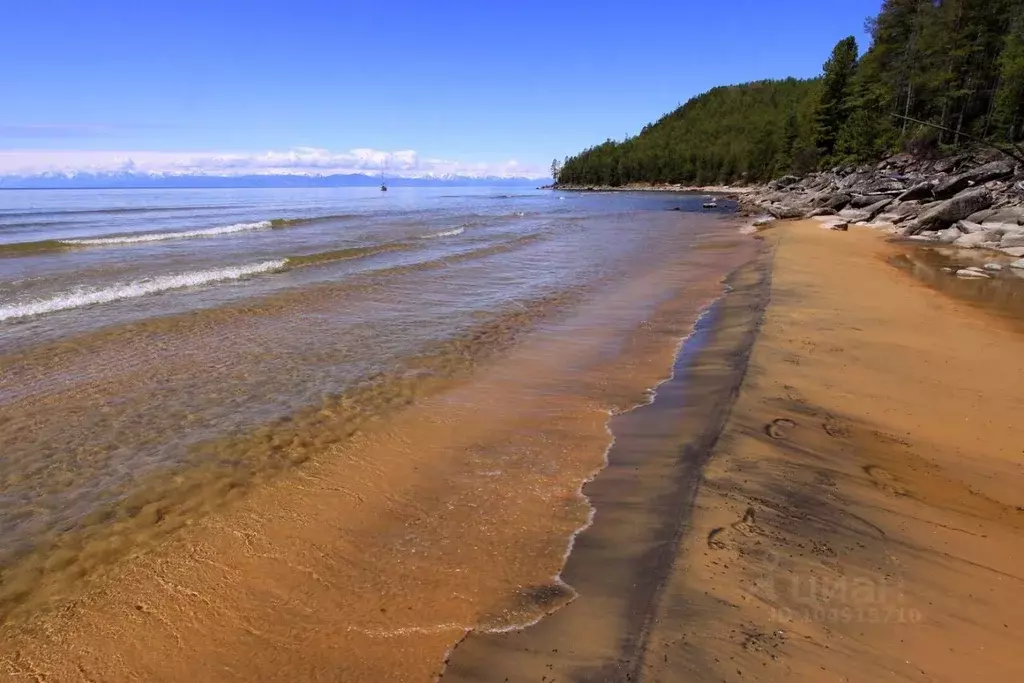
[702,195,718,209]
[380,161,388,192]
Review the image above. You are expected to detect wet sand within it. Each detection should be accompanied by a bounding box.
[10,216,1021,682]
[0,220,757,679]
[641,222,1024,682]
[442,220,1024,682]
[442,252,772,681]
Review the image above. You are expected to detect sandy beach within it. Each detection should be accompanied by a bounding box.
[4,208,1023,682]
[0,194,757,681]
[643,221,1024,682]
[442,220,1024,681]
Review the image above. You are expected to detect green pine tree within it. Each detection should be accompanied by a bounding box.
[814,37,860,159]
[993,10,1024,141]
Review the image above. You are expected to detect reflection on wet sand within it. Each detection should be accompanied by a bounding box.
[888,244,1024,328]
[442,249,770,682]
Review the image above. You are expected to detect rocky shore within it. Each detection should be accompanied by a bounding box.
[734,149,1024,269]
[549,182,755,195]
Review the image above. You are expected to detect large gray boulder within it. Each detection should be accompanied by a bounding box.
[838,207,871,222]
[767,204,807,220]
[979,206,1024,226]
[966,159,1016,184]
[903,188,994,235]
[839,171,875,191]
[862,178,907,194]
[823,193,853,210]
[800,175,827,190]
[769,175,801,190]
[803,207,837,218]
[956,220,987,233]
[1001,230,1024,248]
[954,230,1002,248]
[893,201,922,222]
[933,174,972,199]
[933,156,965,174]
[933,159,1015,199]
[967,209,998,223]
[897,182,934,202]
[863,197,894,221]
[936,226,963,244]
[849,193,894,208]
[836,198,892,224]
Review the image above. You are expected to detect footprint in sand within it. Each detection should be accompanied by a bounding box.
[823,419,851,439]
[706,507,759,549]
[863,465,910,497]
[765,418,797,439]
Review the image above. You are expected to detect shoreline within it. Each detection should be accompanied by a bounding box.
[7,215,1021,680]
[646,221,1024,681]
[443,219,1024,681]
[441,245,772,680]
[0,215,757,681]
[551,182,755,195]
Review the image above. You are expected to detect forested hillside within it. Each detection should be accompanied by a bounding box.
[558,0,1024,187]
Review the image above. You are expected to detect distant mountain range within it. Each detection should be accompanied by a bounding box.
[0,171,546,190]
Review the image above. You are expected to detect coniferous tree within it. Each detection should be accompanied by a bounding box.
[814,37,860,159]
[993,9,1024,141]
[780,109,800,172]
[557,0,1024,187]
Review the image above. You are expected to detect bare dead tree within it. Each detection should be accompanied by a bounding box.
[891,113,1024,165]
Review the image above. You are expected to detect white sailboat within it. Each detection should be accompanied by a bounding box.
[380,161,388,192]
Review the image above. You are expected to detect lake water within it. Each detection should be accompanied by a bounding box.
[0,186,737,628]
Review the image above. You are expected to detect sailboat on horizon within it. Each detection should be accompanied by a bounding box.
[380,161,388,192]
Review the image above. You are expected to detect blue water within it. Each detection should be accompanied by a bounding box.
[0,188,729,335]
[0,186,735,583]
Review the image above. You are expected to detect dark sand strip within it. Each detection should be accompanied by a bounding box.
[0,224,756,682]
[440,248,771,681]
[642,222,1024,683]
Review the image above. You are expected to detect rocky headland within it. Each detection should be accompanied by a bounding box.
[735,149,1024,270]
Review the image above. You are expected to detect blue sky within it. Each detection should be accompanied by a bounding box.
[1,0,881,177]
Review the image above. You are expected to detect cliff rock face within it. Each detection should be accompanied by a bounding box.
[736,149,1024,257]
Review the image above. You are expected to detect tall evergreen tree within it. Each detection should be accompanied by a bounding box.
[558,0,1024,187]
[993,8,1024,141]
[814,37,860,159]
[859,0,934,133]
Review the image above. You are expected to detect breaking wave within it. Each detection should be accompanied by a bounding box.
[269,213,357,228]
[421,227,465,239]
[0,260,286,322]
[59,221,273,245]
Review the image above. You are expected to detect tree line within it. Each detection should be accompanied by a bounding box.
[557,0,1024,187]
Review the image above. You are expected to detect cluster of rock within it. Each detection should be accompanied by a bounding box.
[738,150,1024,266]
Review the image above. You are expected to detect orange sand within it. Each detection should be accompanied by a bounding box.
[0,229,755,681]
[643,221,1024,682]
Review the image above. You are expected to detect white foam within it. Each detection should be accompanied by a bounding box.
[431,300,723,683]
[60,221,273,246]
[0,260,286,322]
[421,227,465,239]
[344,623,470,639]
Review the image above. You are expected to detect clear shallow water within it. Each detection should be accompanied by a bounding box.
[0,186,735,620]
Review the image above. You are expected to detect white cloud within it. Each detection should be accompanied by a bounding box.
[0,147,546,179]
